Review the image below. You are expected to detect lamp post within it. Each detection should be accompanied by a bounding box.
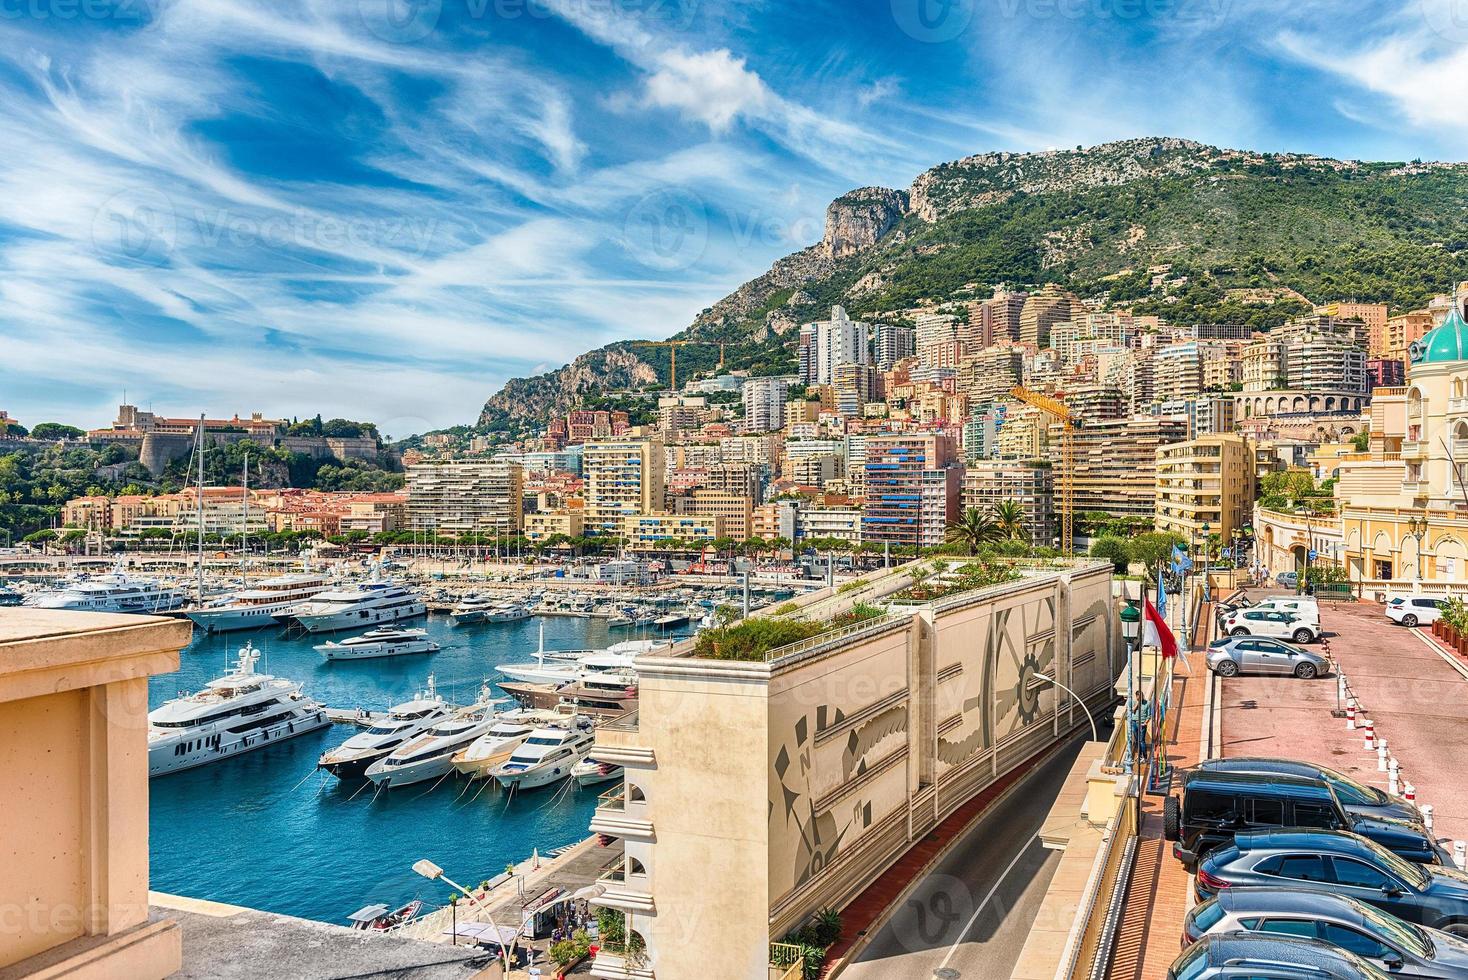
[1406,511,1429,591]
[1034,672,1098,743]
[1201,521,1211,605]
[1119,603,1141,774]
[413,859,513,968]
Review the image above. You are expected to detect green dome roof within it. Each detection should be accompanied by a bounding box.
[1414,307,1468,364]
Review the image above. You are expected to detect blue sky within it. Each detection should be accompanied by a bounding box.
[1,0,1465,434]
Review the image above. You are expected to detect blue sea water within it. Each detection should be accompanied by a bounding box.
[147,613,630,924]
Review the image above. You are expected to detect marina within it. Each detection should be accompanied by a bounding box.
[146,610,662,925]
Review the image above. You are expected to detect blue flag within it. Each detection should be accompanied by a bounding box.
[1156,565,1167,616]
[1171,544,1193,571]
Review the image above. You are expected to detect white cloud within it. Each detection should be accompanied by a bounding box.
[642,48,772,131]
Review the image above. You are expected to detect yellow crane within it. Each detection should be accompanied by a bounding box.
[631,339,726,391]
[1010,385,1077,554]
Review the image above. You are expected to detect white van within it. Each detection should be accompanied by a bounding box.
[1243,595,1320,624]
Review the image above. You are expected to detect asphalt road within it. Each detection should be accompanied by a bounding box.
[842,735,1094,980]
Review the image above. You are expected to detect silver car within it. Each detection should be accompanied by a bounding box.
[1183,888,1468,977]
[1206,635,1331,678]
[1168,931,1392,979]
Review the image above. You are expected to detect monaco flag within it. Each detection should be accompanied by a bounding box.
[1143,597,1179,659]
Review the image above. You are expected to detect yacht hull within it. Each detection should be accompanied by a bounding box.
[293,602,427,634]
[149,707,331,778]
[317,640,439,661]
[364,754,456,788]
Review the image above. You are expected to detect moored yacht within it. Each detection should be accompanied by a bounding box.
[492,717,596,790]
[290,578,426,634]
[148,643,330,777]
[187,572,333,632]
[449,595,496,625]
[571,755,624,787]
[317,678,450,779]
[495,638,660,686]
[364,695,499,788]
[449,707,565,780]
[485,602,531,624]
[315,627,439,662]
[27,562,190,614]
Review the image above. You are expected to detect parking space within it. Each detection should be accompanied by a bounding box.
[1220,596,1468,846]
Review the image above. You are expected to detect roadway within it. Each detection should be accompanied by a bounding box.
[842,734,1098,980]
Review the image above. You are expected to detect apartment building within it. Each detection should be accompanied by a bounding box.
[1153,342,1204,405]
[787,454,840,487]
[622,513,720,550]
[957,345,1025,404]
[524,510,585,543]
[1385,310,1434,362]
[978,288,1028,345]
[961,460,1055,546]
[751,499,801,542]
[1186,396,1239,439]
[585,560,1115,980]
[656,395,706,437]
[831,362,879,417]
[809,305,870,384]
[861,432,963,548]
[337,495,407,535]
[671,489,753,540]
[915,312,962,368]
[796,505,863,544]
[1061,383,1127,423]
[1065,415,1188,519]
[406,459,525,534]
[1018,287,1073,348]
[873,322,915,370]
[1154,434,1256,541]
[1318,302,1388,356]
[583,437,666,537]
[742,377,789,433]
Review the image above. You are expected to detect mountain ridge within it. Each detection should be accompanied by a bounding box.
[476,136,1468,433]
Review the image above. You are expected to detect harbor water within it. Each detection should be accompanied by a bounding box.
[148,613,634,924]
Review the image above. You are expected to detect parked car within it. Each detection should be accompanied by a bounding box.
[1164,771,1446,868]
[1192,758,1423,825]
[1278,570,1300,589]
[1206,636,1330,679]
[1168,931,1395,980]
[1196,830,1468,936]
[1183,888,1468,977]
[1387,597,1447,628]
[1251,595,1321,621]
[1222,608,1320,643]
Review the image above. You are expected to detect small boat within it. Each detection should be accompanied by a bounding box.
[571,756,624,787]
[347,900,423,931]
[486,603,531,624]
[316,627,439,662]
[606,614,635,629]
[653,612,689,630]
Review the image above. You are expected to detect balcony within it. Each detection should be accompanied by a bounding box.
[591,947,656,980]
[1451,398,1468,416]
[593,710,655,768]
[590,785,655,842]
[595,859,656,915]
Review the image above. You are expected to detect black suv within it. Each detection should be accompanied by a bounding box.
[1165,770,1446,868]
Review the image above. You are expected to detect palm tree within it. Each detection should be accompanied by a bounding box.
[944,507,1002,555]
[992,501,1027,542]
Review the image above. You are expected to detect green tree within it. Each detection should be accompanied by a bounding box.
[991,501,1027,541]
[944,507,1003,555]
[1089,535,1131,573]
[1126,532,1187,571]
[29,423,85,441]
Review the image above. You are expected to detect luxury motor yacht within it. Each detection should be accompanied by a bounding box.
[556,657,640,717]
[314,627,439,662]
[148,643,330,777]
[492,717,597,790]
[26,562,190,614]
[186,572,333,632]
[449,594,496,625]
[317,678,450,779]
[485,603,531,624]
[495,638,660,686]
[449,708,565,780]
[289,578,427,634]
[364,695,499,788]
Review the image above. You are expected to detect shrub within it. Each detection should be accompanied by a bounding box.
[829,602,884,628]
[773,601,801,616]
[837,580,863,594]
[693,617,826,661]
[550,940,579,966]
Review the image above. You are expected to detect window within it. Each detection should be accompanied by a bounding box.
[1257,918,1317,938]
[1320,923,1393,960]
[1186,790,1236,823]
[1292,803,1340,829]
[1247,798,1285,825]
[1332,858,1394,890]
[1274,855,1328,882]
[1190,899,1225,932]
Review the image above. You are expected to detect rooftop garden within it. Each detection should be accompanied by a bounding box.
[888,559,1022,603]
[692,602,885,662]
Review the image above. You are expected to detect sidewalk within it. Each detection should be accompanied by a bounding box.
[1105,592,1214,980]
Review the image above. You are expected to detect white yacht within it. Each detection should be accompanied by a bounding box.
[449,708,564,780]
[449,595,496,625]
[186,572,333,632]
[364,697,498,788]
[495,638,660,686]
[485,603,531,624]
[26,563,190,614]
[317,679,451,779]
[315,627,439,662]
[571,755,624,787]
[289,579,426,634]
[492,717,597,790]
[148,643,330,777]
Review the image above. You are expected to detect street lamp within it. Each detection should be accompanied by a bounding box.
[1406,511,1429,588]
[413,859,513,967]
[1118,602,1142,775]
[1033,672,1098,743]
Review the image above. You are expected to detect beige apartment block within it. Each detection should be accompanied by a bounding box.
[587,560,1117,980]
[1065,415,1188,519]
[524,509,585,542]
[671,489,753,540]
[1154,434,1257,542]
[406,459,524,534]
[1,610,190,979]
[584,438,667,537]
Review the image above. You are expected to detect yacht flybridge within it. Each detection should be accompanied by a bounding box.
[491,717,597,790]
[288,577,426,634]
[186,572,333,632]
[148,643,330,777]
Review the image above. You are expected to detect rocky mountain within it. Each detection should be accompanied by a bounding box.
[478,137,1468,431]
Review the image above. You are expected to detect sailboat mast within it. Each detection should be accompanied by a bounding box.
[195,415,206,603]
[241,451,249,588]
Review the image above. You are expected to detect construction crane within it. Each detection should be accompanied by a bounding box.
[1010,385,1077,554]
[631,339,726,391]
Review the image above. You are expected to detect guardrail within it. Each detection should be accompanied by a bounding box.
[1064,793,1139,980]
[769,942,804,980]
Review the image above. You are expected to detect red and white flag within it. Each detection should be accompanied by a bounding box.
[1143,597,1179,659]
